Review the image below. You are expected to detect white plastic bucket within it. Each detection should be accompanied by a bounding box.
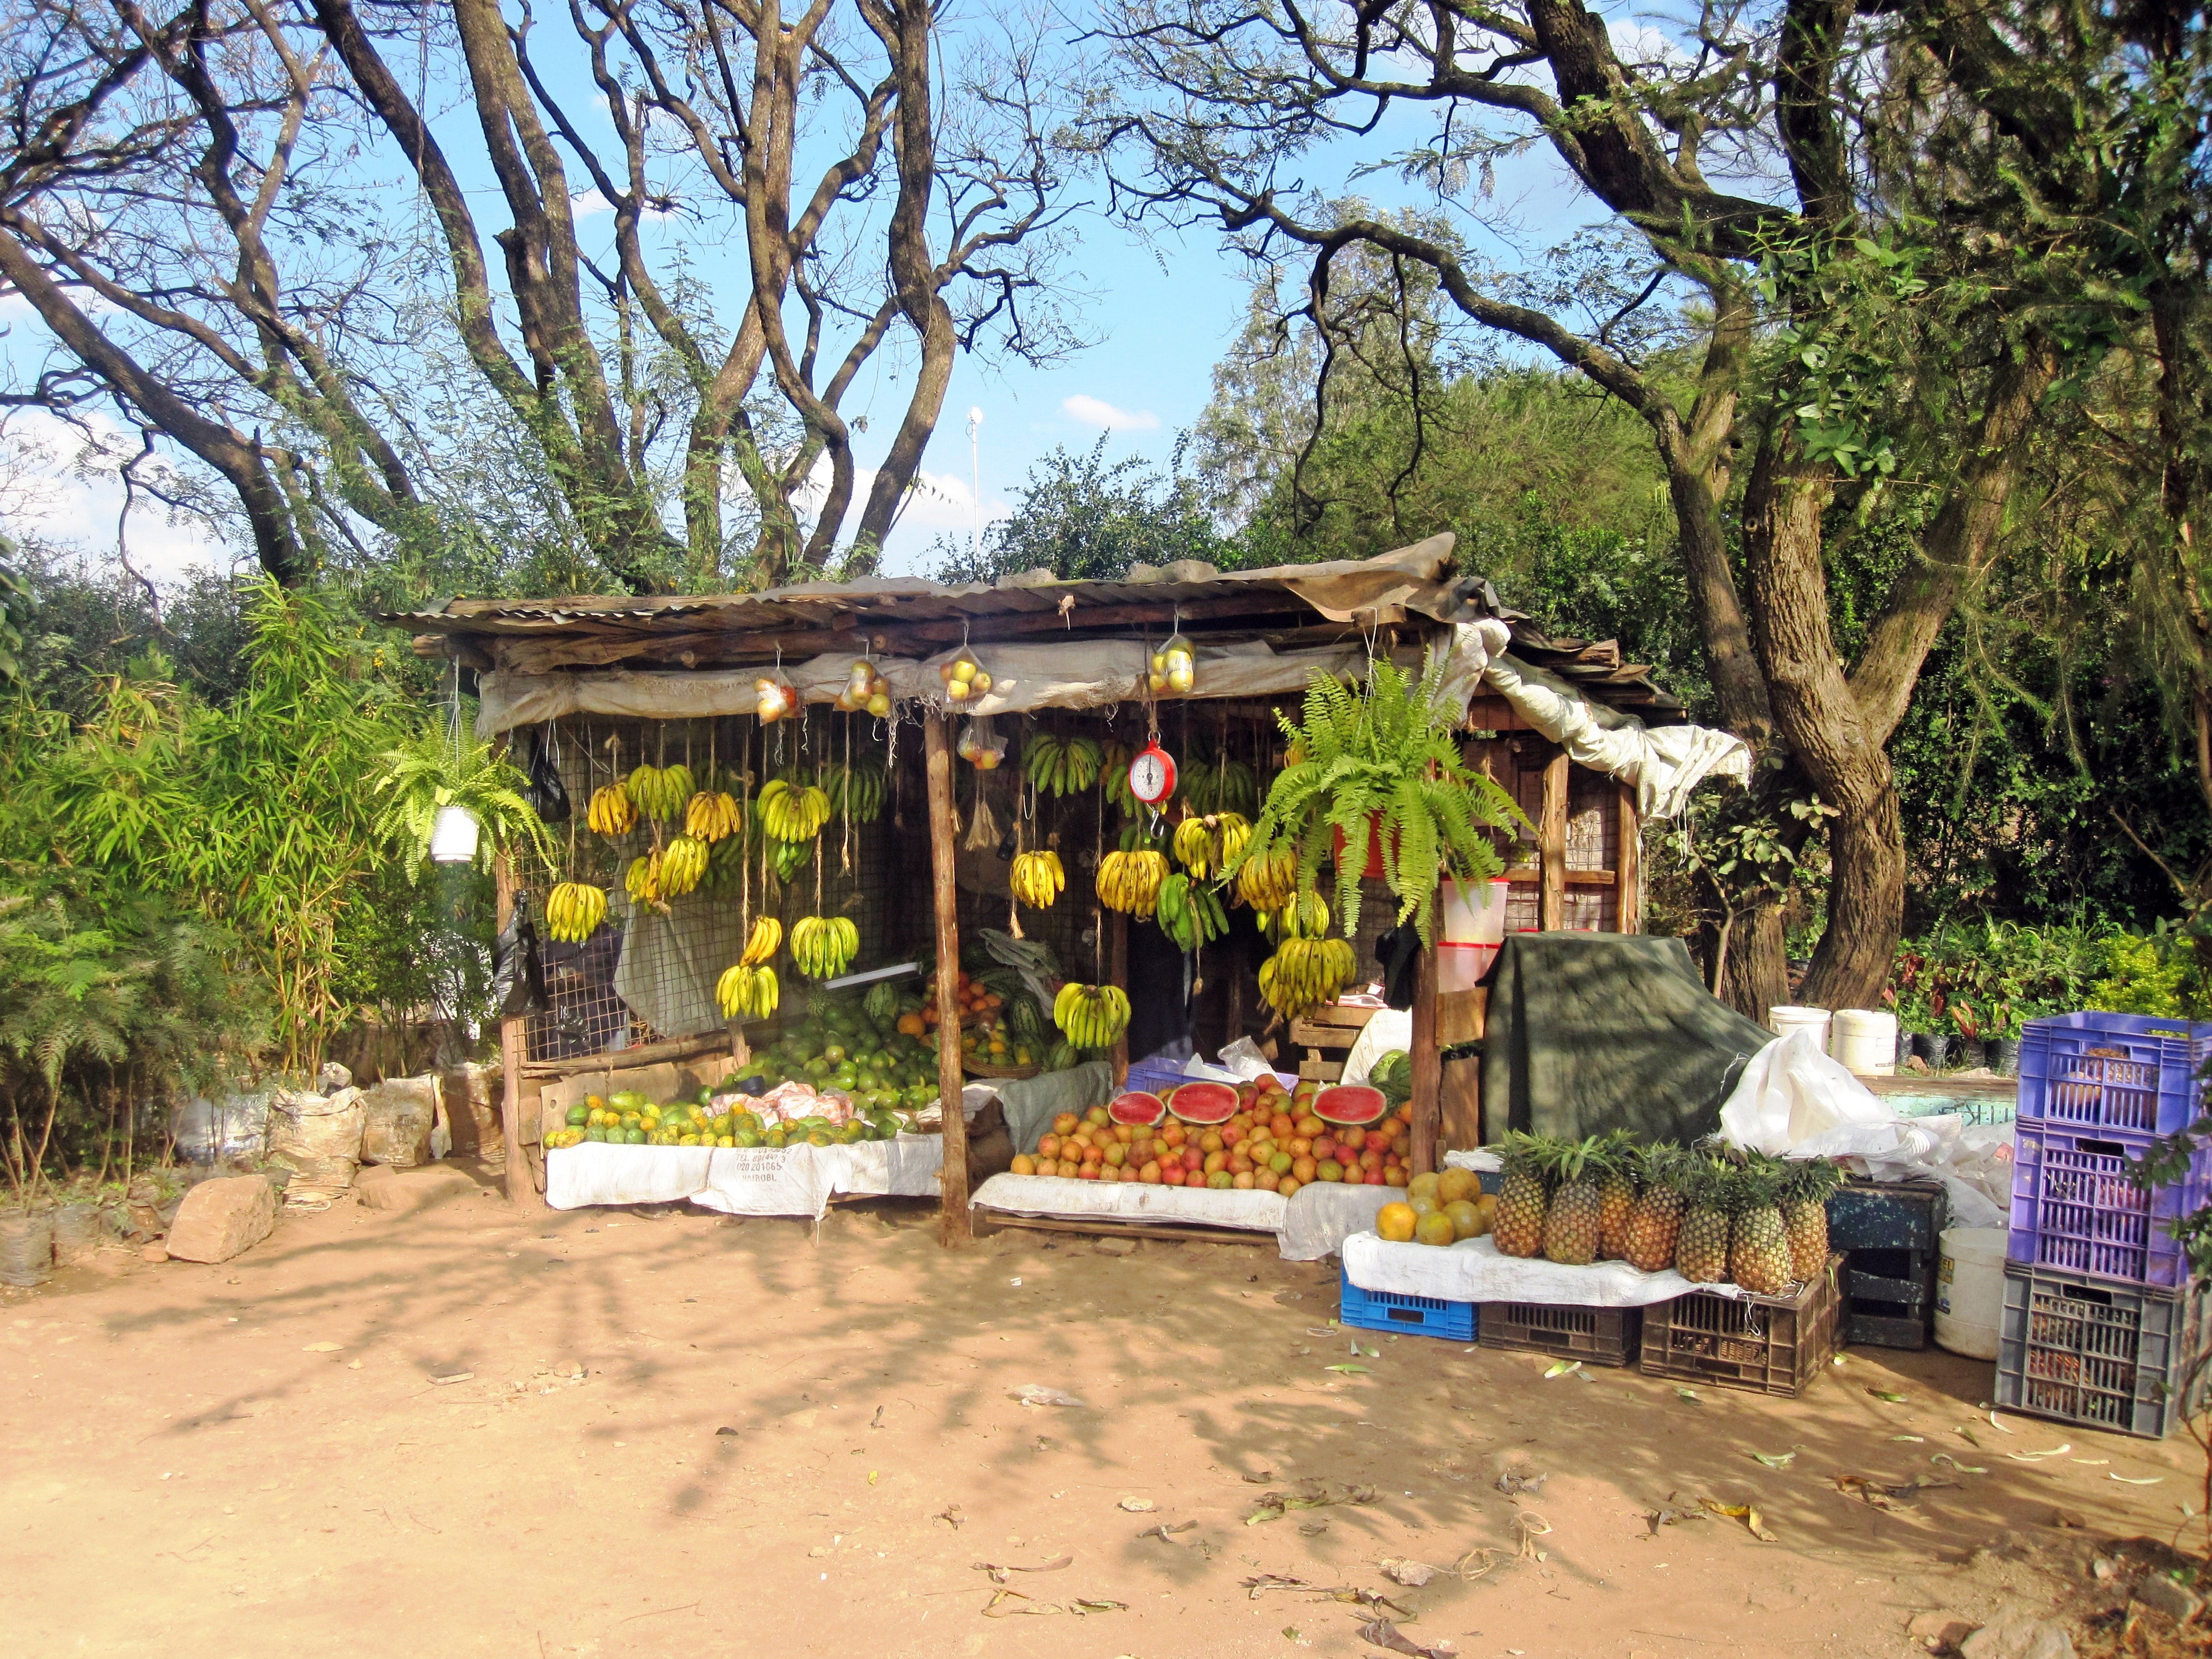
[1833,1008,1898,1077]
[1934,1227,2007,1360]
[1437,877,1511,992]
[1768,1005,1832,1052]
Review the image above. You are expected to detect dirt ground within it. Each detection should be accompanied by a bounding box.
[2,1166,2204,1659]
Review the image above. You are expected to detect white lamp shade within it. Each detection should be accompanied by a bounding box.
[429,803,482,864]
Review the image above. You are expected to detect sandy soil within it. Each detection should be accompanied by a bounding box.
[1,1168,2200,1659]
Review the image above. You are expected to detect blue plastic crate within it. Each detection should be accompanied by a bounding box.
[2019,1013,2212,1138]
[1339,1266,1478,1342]
[2009,1121,2212,1290]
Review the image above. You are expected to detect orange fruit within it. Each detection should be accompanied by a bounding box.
[1376,1202,1417,1243]
[1443,1198,1482,1240]
[1414,1211,1456,1247]
[1436,1167,1477,1204]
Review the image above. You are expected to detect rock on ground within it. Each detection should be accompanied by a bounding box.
[2131,1574,2204,1623]
[355,1163,484,1215]
[1908,1611,1979,1652]
[1959,1613,2076,1659]
[164,1176,278,1264]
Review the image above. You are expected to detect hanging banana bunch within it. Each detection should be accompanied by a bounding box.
[625,763,695,821]
[1232,842,1298,910]
[1095,848,1169,917]
[1170,811,1251,878]
[586,782,638,837]
[1155,871,1229,953]
[757,777,833,842]
[544,882,609,943]
[1010,849,1066,909]
[1258,935,1359,1020]
[1259,889,1334,945]
[658,833,709,897]
[1101,739,1144,815]
[820,759,887,823]
[715,962,780,1020]
[684,789,742,843]
[790,915,860,979]
[705,826,748,892]
[1022,733,1104,797]
[1052,982,1131,1048]
[740,915,782,966]
[624,851,664,906]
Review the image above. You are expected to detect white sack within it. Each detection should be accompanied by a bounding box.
[1277,1182,1397,1261]
[1341,1011,1413,1089]
[971,1172,1287,1234]
[1343,1230,1708,1308]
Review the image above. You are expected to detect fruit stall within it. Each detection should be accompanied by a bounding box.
[390,535,1751,1238]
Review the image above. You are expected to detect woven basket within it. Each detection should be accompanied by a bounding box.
[964,1057,1041,1081]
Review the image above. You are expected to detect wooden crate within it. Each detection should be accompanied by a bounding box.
[1298,1056,1344,1083]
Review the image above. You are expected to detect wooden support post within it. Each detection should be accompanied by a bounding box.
[924,709,972,1246]
[1538,749,1569,932]
[492,853,541,1211]
[1408,938,1440,1176]
[1616,782,1643,935]
[1108,908,1129,1089]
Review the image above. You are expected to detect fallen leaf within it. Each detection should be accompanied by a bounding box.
[1297,1519,1329,1537]
[1750,1451,1796,1469]
[1010,1386,1084,1408]
[2072,1458,2109,1465]
[1674,1386,1700,1403]
[301,1342,343,1353]
[1701,1499,1777,1541]
[1986,1407,2016,1434]
[1245,1479,1379,1526]
[1242,1469,1277,1485]
[1865,1387,1908,1404]
[715,1426,739,1437]
[870,1406,885,1430]
[1890,1435,1925,1443]
[1325,1364,1369,1375]
[1543,1360,1583,1380]
[1136,1521,1198,1543]
[1642,1501,1705,1536]
[1069,1599,1126,1614]
[1358,1617,1457,1658]
[973,1554,1073,1584]
[1494,1469,1547,1496]
[1834,1475,1958,1511]
[935,1505,965,1529]
[867,1470,879,1486]
[2111,1474,2165,1485]
[1931,1454,1987,1474]
[430,1371,474,1386]
[2007,1443,2073,1462]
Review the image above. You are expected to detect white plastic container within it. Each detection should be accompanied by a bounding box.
[1934,1226,2007,1360]
[1832,1008,1898,1077]
[1768,1004,1832,1053]
[1437,877,1511,992]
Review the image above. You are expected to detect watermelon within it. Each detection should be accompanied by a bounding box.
[1166,1081,1239,1124]
[1108,1090,1167,1127]
[1313,1083,1387,1126]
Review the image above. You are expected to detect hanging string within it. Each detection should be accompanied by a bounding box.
[740,721,752,937]
[841,713,853,876]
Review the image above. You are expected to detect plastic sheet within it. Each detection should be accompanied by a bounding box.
[1342,1230,1712,1308]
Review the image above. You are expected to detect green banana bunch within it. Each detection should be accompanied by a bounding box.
[1155,871,1228,953]
[705,829,748,892]
[820,760,888,823]
[1258,935,1358,1020]
[1052,982,1131,1048]
[1010,850,1065,909]
[715,961,780,1020]
[684,790,743,843]
[544,882,608,943]
[659,833,709,896]
[1181,753,1259,817]
[625,851,663,906]
[791,914,860,979]
[1102,740,1150,814]
[771,838,811,881]
[758,777,833,842]
[1022,733,1104,797]
[626,763,695,821]
[1095,849,1168,917]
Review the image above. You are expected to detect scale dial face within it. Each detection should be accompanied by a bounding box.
[1129,742,1177,805]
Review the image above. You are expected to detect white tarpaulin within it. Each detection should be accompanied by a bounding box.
[970,1172,1288,1234]
[1342,1230,1712,1307]
[1718,1029,2012,1228]
[545,1136,943,1215]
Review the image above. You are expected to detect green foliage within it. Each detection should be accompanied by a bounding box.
[1235,650,1524,945]
[931,438,1224,583]
[373,724,554,881]
[2086,931,2210,1020]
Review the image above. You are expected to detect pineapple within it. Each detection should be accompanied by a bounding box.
[1728,1158,1796,1295]
[1541,1136,1605,1266]
[1490,1131,1551,1259]
[1621,1144,1689,1272]
[1594,1129,1640,1260]
[1673,1157,1734,1284]
[1780,1157,1844,1282]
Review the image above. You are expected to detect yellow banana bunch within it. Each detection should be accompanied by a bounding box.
[625,763,695,821]
[544,882,608,943]
[1261,889,1334,944]
[1170,811,1251,878]
[758,778,833,842]
[625,851,663,905]
[791,915,860,978]
[1052,981,1131,1048]
[684,790,742,843]
[1010,850,1066,909]
[715,962,781,1020]
[1233,842,1298,910]
[740,915,782,966]
[586,784,637,837]
[1258,935,1359,1019]
[1095,849,1168,917]
[659,833,709,896]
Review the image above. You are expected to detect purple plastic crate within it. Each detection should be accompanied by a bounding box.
[2018,1013,2212,1138]
[2010,1121,2212,1289]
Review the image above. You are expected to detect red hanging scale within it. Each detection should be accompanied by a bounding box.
[1128,738,1176,806]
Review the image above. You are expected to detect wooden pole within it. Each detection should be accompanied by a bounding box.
[1408,937,1441,1176]
[1108,908,1130,1089]
[1538,749,1569,932]
[1616,782,1643,935]
[492,853,540,1210]
[924,709,972,1245]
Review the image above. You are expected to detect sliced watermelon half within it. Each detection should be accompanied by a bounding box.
[1166,1081,1239,1125]
[1313,1083,1387,1127]
[1107,1090,1166,1128]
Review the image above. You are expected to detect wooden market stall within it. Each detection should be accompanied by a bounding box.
[391,536,1692,1239]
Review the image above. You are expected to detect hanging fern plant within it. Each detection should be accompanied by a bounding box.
[1230,649,1526,946]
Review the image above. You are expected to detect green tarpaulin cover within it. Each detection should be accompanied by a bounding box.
[1479,933,1773,1144]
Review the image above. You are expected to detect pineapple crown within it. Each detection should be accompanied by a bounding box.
[1544,1134,1603,1186]
[1489,1129,1553,1184]
[1780,1156,1846,1205]
[1725,1154,1787,1213]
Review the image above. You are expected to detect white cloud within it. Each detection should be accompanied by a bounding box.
[1061,393,1160,432]
[1,408,233,582]
[791,455,1009,539]
[570,188,614,219]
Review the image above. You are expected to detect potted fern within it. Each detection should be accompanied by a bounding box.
[373,726,555,879]
[1230,650,1524,946]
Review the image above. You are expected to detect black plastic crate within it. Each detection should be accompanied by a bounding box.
[1480,1301,1640,1366]
[1996,1264,2212,1438]
[1638,1256,1842,1397]
[1844,1246,1937,1350]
